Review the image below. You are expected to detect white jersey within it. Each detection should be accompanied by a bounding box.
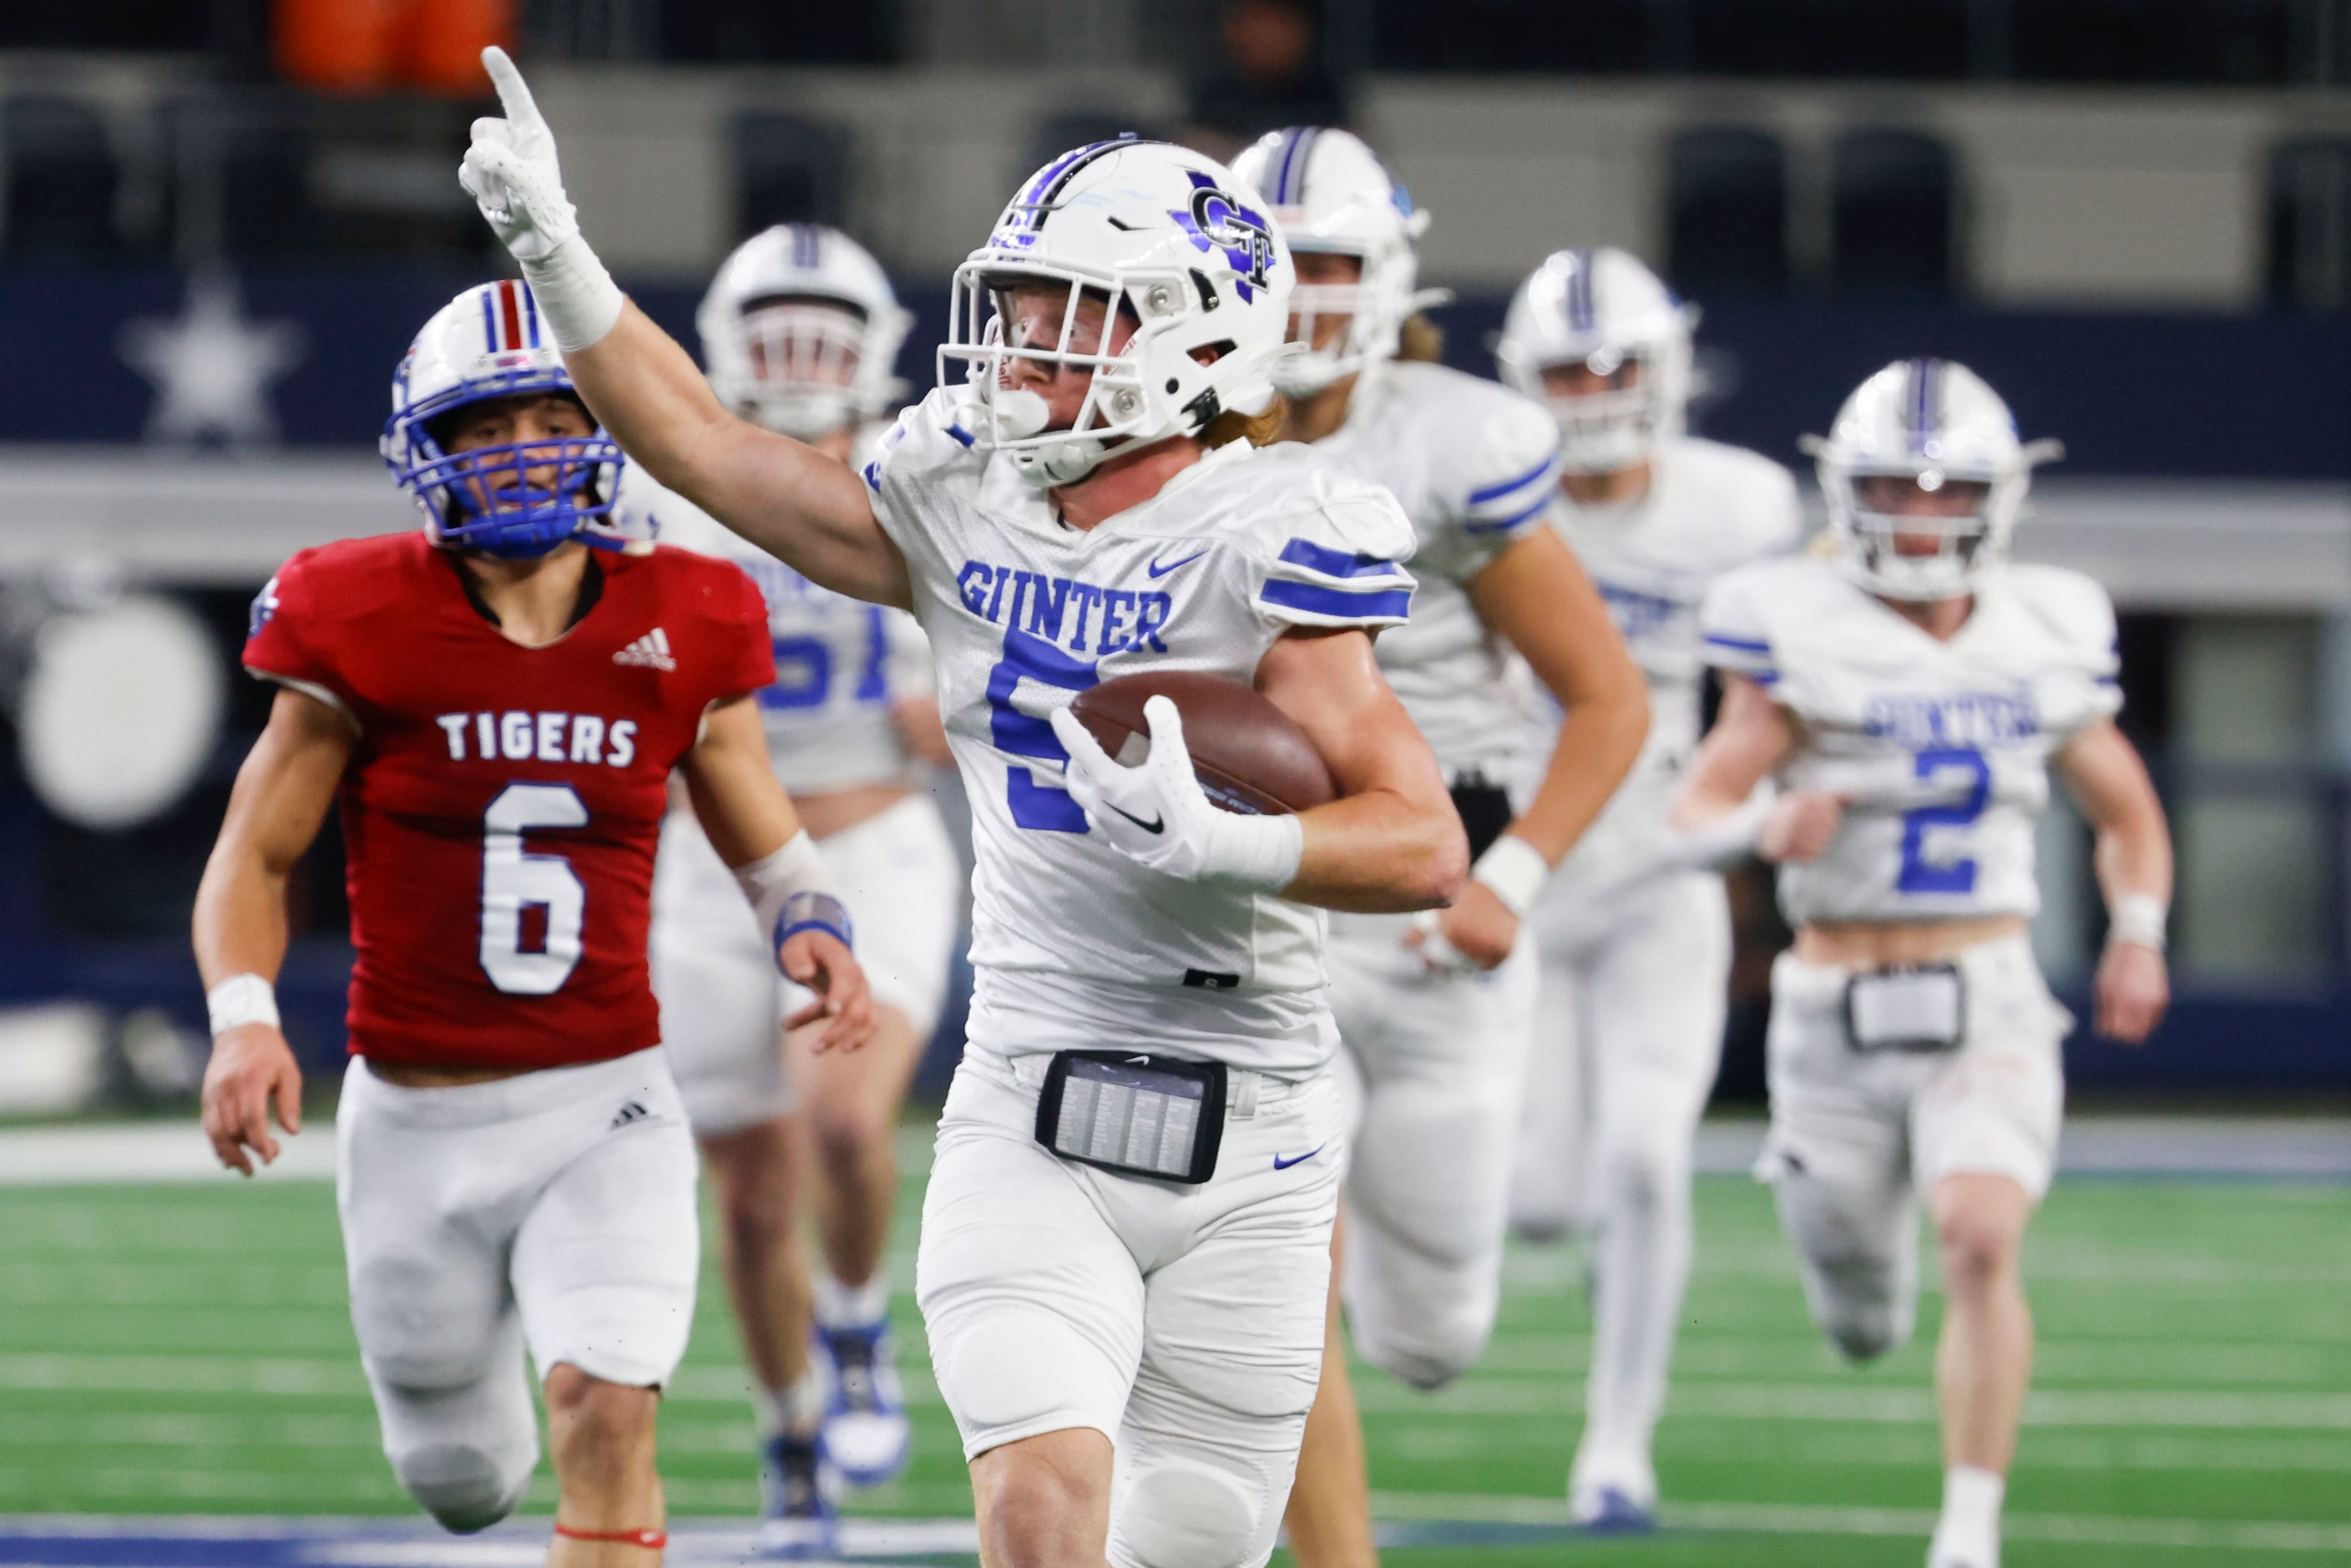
[867,386,1418,1075]
[619,451,933,795]
[1539,437,1801,893]
[1701,558,2121,926]
[1312,361,1562,784]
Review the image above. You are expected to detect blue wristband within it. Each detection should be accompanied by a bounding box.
[774,892,854,956]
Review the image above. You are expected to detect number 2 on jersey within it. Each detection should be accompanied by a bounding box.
[480,783,587,994]
[1898,746,1990,895]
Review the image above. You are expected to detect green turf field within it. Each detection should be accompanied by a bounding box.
[2,1125,2346,1566]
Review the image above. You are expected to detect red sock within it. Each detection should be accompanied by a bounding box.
[553,1522,667,1550]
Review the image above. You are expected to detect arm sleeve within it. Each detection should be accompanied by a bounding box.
[1455,393,1565,560]
[1253,482,1420,632]
[1698,569,1782,686]
[241,553,356,715]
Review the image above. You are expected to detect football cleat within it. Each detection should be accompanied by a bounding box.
[1574,1485,1656,1535]
[755,1430,839,1560]
[815,1318,913,1488]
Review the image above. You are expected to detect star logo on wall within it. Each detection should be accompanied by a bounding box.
[118,273,309,448]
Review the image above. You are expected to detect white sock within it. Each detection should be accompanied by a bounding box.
[1937,1466,2005,1552]
[813,1271,890,1328]
[754,1368,828,1440]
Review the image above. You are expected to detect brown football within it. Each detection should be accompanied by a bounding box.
[1069,670,1337,817]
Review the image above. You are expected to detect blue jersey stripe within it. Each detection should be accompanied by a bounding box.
[1277,538,1403,579]
[1467,452,1560,506]
[1463,493,1553,534]
[1704,633,1773,655]
[1260,579,1412,621]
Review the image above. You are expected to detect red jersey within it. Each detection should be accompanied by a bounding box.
[244,531,775,1071]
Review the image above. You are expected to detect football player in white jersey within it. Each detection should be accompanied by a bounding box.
[1492,247,1802,1528]
[1230,129,1650,1568]
[636,223,958,1549]
[1676,359,2172,1568]
[463,55,1472,1568]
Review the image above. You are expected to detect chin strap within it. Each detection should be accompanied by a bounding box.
[554,1523,667,1550]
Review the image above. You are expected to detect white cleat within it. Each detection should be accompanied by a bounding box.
[1927,1523,2000,1568]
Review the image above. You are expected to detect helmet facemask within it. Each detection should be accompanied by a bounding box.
[728,295,868,440]
[943,266,1224,490]
[397,378,626,560]
[1533,345,1676,475]
[1272,248,1373,397]
[1828,466,2008,602]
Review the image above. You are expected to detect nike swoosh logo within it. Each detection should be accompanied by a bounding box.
[1107,802,1165,835]
[1147,551,1207,578]
[1274,1145,1326,1171]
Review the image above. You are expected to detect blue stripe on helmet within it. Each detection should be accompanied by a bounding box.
[478,286,496,351]
[1908,357,1939,452]
[521,282,539,347]
[1567,250,1595,335]
[1278,126,1319,204]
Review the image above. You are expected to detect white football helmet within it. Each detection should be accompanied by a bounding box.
[697,223,912,441]
[1496,247,1694,474]
[939,136,1293,489]
[1230,126,1445,397]
[382,279,627,559]
[1805,357,2063,601]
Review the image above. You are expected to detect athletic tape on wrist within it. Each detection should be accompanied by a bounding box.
[776,890,855,952]
[2107,892,2168,953]
[1470,833,1550,918]
[519,236,624,353]
[1206,810,1304,893]
[736,832,847,969]
[206,974,280,1038]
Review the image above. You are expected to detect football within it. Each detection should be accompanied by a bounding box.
[1069,670,1337,817]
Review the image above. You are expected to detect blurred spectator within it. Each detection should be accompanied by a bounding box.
[1185,0,1348,162]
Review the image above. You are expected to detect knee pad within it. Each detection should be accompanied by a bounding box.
[1111,1455,1266,1568]
[393,1440,533,1534]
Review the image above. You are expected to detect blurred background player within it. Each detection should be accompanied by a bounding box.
[1231,129,1650,1568]
[192,280,872,1565]
[461,70,1474,1568]
[1676,358,2172,1568]
[631,223,958,1552]
[1494,246,1801,1528]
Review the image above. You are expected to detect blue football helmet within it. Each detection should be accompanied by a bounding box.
[382,280,627,559]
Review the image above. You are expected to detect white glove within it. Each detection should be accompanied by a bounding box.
[1049,696,1303,893]
[458,47,623,352]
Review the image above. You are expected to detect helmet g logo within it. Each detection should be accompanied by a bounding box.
[1180,182,1277,293]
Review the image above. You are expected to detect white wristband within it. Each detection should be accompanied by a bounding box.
[2107,893,2168,953]
[206,974,281,1037]
[1204,811,1306,894]
[735,832,842,957]
[1470,833,1550,918]
[518,235,625,354]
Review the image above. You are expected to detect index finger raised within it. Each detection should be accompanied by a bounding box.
[480,46,546,130]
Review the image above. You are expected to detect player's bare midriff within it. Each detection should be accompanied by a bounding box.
[794,781,912,841]
[1793,913,2028,970]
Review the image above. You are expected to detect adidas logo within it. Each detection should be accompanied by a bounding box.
[613,628,676,671]
[609,1099,651,1129]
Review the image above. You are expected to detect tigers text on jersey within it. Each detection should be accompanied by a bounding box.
[1312,360,1561,785]
[619,458,933,795]
[1701,557,2121,926]
[1540,437,1801,891]
[867,386,1418,1074]
[244,532,774,1070]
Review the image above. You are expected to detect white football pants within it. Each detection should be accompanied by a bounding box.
[1760,933,2067,1363]
[1512,872,1731,1480]
[916,1046,1342,1568]
[336,1050,700,1532]
[1326,914,1540,1390]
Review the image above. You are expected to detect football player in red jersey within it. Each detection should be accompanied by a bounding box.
[191,281,874,1567]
